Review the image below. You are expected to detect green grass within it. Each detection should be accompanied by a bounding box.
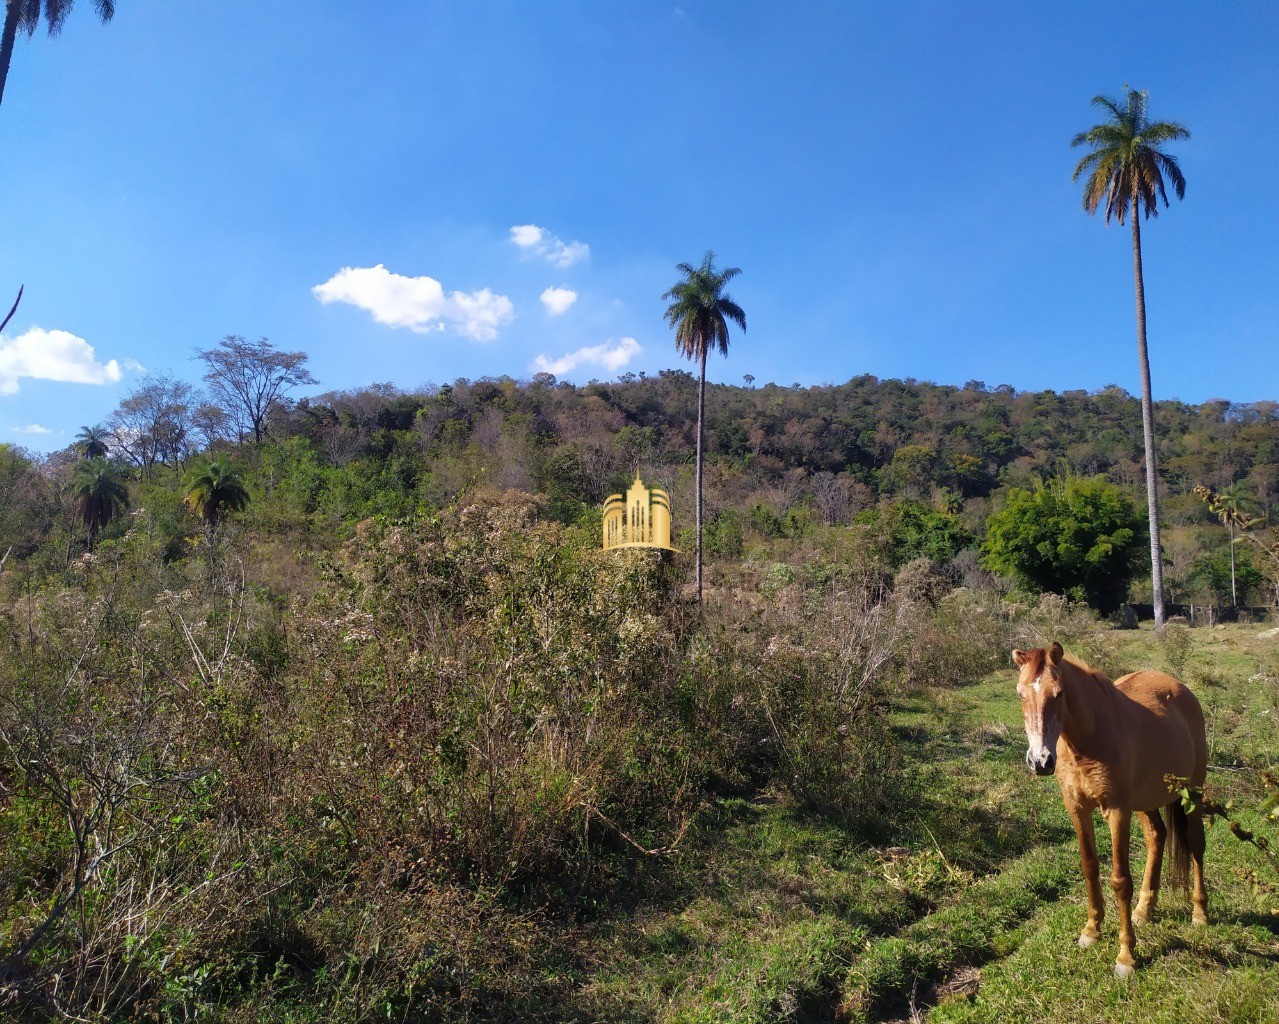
[567,622,1279,1023]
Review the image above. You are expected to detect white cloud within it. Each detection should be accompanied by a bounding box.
[510,224,544,249]
[0,327,123,396]
[509,224,590,268]
[531,337,641,377]
[13,423,51,434]
[539,286,578,316]
[312,264,515,342]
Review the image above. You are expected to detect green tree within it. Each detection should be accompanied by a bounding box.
[1188,544,1263,609]
[68,457,128,547]
[662,252,746,601]
[74,424,109,459]
[183,456,250,528]
[1194,483,1263,607]
[1072,87,1189,627]
[981,475,1146,614]
[1,0,115,111]
[855,500,973,567]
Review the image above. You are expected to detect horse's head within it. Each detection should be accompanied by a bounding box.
[1011,642,1065,776]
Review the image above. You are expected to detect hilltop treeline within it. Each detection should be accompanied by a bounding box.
[3,367,1278,605]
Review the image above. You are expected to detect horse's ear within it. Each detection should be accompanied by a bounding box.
[1048,642,1064,665]
[1012,649,1027,666]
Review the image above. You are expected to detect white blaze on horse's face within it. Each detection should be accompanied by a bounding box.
[1012,643,1065,776]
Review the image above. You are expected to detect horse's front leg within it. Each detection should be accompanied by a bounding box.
[1107,808,1136,976]
[1067,804,1104,947]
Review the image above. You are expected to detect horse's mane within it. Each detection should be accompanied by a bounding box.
[1062,654,1113,686]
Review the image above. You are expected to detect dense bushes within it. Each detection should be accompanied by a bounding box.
[4,489,989,1020]
[981,475,1146,613]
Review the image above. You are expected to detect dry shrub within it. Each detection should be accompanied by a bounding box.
[701,568,912,828]
[898,587,1012,690]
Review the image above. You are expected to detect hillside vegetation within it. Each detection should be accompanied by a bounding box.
[1,367,1277,1021]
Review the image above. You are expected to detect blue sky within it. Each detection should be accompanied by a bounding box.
[2,1,1277,451]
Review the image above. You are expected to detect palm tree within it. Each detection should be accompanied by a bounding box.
[184,455,250,528]
[1195,483,1261,607]
[74,424,109,459]
[662,252,746,601]
[1,1,116,111]
[69,457,127,547]
[1072,88,1189,628]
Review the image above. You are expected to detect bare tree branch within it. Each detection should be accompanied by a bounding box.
[0,285,22,334]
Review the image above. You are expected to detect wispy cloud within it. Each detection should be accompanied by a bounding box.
[531,337,641,377]
[13,423,51,435]
[510,224,590,268]
[539,286,578,316]
[0,327,123,396]
[312,264,514,342]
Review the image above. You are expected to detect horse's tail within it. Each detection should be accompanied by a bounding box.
[1164,799,1191,894]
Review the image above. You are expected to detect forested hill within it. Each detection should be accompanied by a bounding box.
[3,368,1277,605]
[274,370,1276,524]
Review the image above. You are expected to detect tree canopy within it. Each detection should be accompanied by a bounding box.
[196,336,318,445]
[68,456,128,546]
[184,455,250,527]
[982,475,1146,614]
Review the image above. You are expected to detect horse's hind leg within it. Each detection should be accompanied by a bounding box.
[1106,808,1137,977]
[1067,804,1104,947]
[1133,810,1166,925]
[1187,809,1209,925]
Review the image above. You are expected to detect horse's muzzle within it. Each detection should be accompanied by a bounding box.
[1026,749,1056,776]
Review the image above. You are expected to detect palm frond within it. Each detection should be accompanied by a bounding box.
[1089,94,1126,122]
[719,298,746,333]
[1142,120,1190,145]
[1153,150,1186,200]
[1073,88,1186,223]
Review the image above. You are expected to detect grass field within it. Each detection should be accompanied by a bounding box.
[574,622,1279,1023]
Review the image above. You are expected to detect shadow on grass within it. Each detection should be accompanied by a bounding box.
[1149,931,1279,969]
[1237,911,1279,935]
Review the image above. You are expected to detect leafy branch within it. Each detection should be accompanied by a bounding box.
[1170,771,1279,908]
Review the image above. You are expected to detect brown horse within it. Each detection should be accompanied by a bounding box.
[1012,642,1208,976]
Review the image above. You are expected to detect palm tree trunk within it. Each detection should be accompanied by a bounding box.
[695,348,706,602]
[0,1,20,111]
[1229,519,1237,607]
[1131,206,1166,627]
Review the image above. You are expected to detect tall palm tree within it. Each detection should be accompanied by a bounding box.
[1,0,115,110]
[662,252,746,601]
[184,455,250,528]
[1072,88,1189,628]
[74,424,109,459]
[69,457,127,547]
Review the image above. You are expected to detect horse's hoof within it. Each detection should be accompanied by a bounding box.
[1132,912,1148,926]
[1078,933,1097,948]
[1115,962,1134,979]
[1192,913,1208,927]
